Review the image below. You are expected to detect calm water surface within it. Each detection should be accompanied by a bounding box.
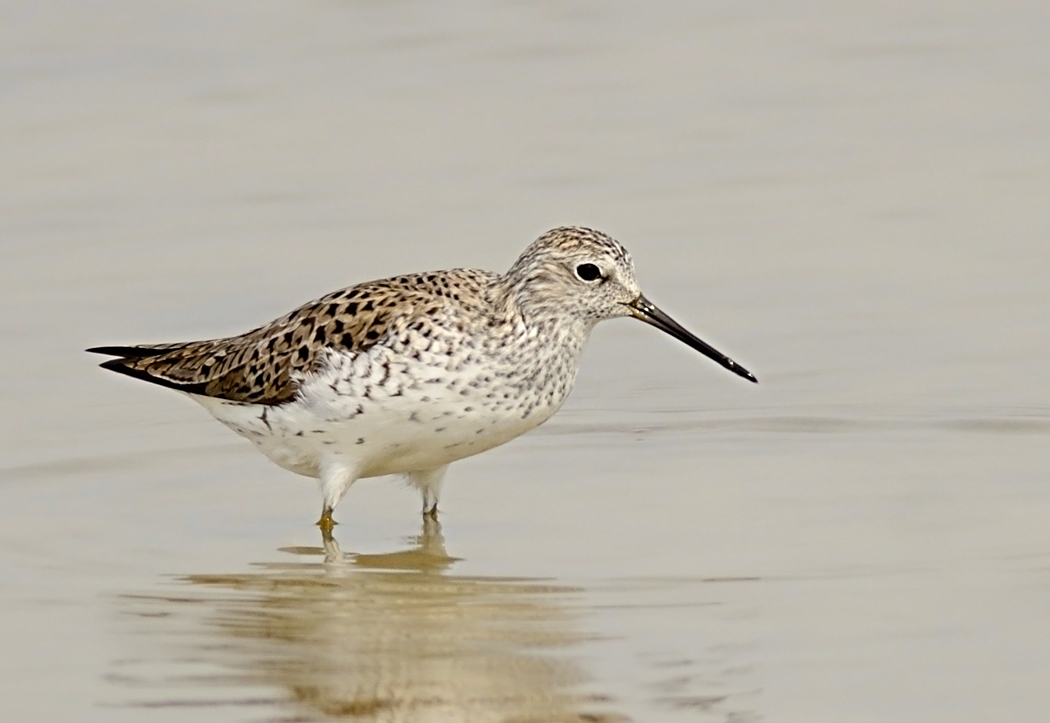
[2,2,1049,721]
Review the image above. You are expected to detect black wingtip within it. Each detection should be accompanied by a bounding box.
[97,357,128,373]
[87,345,169,358]
[94,356,210,395]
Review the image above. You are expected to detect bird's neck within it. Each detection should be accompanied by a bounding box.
[493,274,597,349]
[479,277,594,404]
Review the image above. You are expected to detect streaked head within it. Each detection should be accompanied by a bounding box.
[507,226,757,383]
[507,226,641,322]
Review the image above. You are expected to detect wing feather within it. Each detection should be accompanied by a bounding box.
[89,270,495,405]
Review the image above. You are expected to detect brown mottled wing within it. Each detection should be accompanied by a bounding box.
[89,272,484,405]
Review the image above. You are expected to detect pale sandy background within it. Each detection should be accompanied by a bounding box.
[2,2,1049,721]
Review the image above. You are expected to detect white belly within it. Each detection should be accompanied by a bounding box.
[189,373,561,480]
[189,338,578,480]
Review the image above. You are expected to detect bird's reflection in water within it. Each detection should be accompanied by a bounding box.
[121,519,624,722]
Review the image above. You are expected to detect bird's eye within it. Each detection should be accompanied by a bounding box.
[575,263,602,282]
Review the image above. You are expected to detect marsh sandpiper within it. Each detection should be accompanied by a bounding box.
[89,227,756,534]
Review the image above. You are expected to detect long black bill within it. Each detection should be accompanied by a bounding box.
[625,295,758,383]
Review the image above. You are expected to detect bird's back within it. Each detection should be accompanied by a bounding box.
[89,269,502,405]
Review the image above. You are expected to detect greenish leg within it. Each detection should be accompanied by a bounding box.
[316,506,337,537]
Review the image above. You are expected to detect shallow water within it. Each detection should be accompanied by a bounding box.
[2,1,1049,721]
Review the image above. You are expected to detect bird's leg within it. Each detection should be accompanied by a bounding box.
[316,505,337,537]
[316,455,357,539]
[408,465,449,521]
